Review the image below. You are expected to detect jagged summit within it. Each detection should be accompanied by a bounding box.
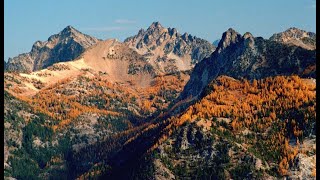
[124,22,215,73]
[287,27,302,31]
[284,27,315,35]
[6,26,100,73]
[217,28,242,50]
[242,32,255,48]
[63,25,77,31]
[62,25,76,32]
[59,25,81,36]
[243,32,254,39]
[144,22,166,38]
[226,27,236,32]
[48,25,82,40]
[269,27,316,50]
[179,28,316,100]
[49,25,100,45]
[148,21,163,30]
[271,27,316,39]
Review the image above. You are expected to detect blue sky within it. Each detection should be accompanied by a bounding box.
[4,0,316,61]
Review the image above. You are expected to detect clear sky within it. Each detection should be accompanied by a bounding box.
[4,0,316,61]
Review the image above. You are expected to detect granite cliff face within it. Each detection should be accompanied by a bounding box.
[179,28,316,99]
[124,22,216,73]
[270,27,316,50]
[6,26,100,73]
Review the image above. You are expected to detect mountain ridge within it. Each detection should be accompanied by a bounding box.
[124,22,216,73]
[179,27,316,100]
[5,26,100,73]
[269,27,316,50]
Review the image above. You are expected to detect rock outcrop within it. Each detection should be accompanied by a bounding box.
[269,27,316,50]
[124,22,215,73]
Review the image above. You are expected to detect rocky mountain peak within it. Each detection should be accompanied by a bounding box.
[6,26,100,73]
[242,32,255,48]
[64,25,76,31]
[217,28,242,50]
[59,25,80,36]
[182,32,189,41]
[269,27,316,50]
[137,28,145,36]
[52,25,92,41]
[31,40,45,50]
[284,27,314,36]
[179,28,316,100]
[168,27,179,37]
[145,22,165,36]
[148,22,163,30]
[243,32,254,39]
[280,27,314,39]
[287,27,301,32]
[124,22,216,73]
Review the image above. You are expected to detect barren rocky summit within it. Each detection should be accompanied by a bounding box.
[269,27,316,50]
[5,26,100,73]
[124,22,216,73]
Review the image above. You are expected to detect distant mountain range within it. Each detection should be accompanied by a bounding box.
[4,22,316,179]
[6,23,315,77]
[6,22,215,74]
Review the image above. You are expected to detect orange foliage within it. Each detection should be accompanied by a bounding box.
[159,75,315,175]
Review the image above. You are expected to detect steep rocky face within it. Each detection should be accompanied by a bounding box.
[179,28,316,100]
[5,26,100,73]
[269,27,316,50]
[124,22,215,73]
